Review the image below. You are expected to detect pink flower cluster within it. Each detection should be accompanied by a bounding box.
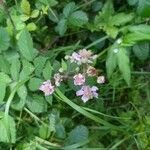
[40,49,105,103]
[66,49,97,65]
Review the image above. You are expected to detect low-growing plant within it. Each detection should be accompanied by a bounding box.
[0,0,150,149]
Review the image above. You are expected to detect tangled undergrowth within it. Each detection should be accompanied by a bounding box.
[0,0,150,149]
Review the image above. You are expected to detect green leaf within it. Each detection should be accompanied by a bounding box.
[21,0,31,15]
[133,42,149,60]
[111,13,134,26]
[26,95,47,113]
[34,56,47,77]
[20,59,35,80]
[28,77,43,91]
[0,113,16,143]
[27,23,37,31]
[127,0,138,6]
[0,72,12,84]
[69,11,88,27]
[38,0,58,7]
[18,29,38,61]
[117,48,131,86]
[61,59,67,71]
[67,125,89,144]
[0,27,10,52]
[55,19,67,36]
[55,123,66,139]
[31,10,39,18]
[10,58,21,81]
[63,2,76,18]
[17,84,28,100]
[106,48,117,79]
[0,83,6,103]
[43,61,53,80]
[0,55,10,74]
[137,0,150,18]
[39,124,51,139]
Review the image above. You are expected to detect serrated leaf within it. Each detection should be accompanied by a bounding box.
[67,125,89,144]
[28,77,43,91]
[27,23,37,31]
[137,0,150,18]
[0,55,10,74]
[26,95,47,113]
[63,2,76,18]
[20,59,35,80]
[117,48,131,85]
[69,11,88,27]
[31,10,39,18]
[18,29,38,61]
[43,61,53,80]
[21,0,30,15]
[133,42,149,60]
[111,13,134,26]
[55,123,66,139]
[34,56,47,77]
[10,58,21,81]
[0,83,6,103]
[0,27,10,52]
[0,72,12,84]
[106,48,117,79]
[0,113,16,143]
[55,19,67,36]
[17,84,27,100]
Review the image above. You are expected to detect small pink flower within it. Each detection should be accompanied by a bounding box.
[70,52,81,63]
[54,73,63,86]
[97,76,105,84]
[73,73,85,85]
[87,66,97,76]
[39,80,55,96]
[76,85,98,103]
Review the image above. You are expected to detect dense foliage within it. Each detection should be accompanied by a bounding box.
[0,0,150,149]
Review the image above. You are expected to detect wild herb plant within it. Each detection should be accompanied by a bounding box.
[0,0,150,149]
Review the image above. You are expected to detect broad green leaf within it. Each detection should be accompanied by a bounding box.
[18,29,38,61]
[55,123,66,139]
[34,56,47,77]
[0,113,16,143]
[31,10,39,18]
[55,19,67,36]
[117,48,131,85]
[17,84,27,100]
[133,42,149,60]
[28,77,43,91]
[27,22,37,31]
[21,0,30,15]
[38,0,58,7]
[39,124,51,139]
[10,58,21,81]
[111,13,134,26]
[0,55,10,74]
[137,0,150,18]
[128,25,150,34]
[67,125,89,144]
[19,59,35,80]
[0,27,10,52]
[69,11,88,27]
[0,83,6,103]
[26,95,47,113]
[106,48,117,79]
[11,98,26,111]
[63,2,76,18]
[43,61,53,80]
[0,72,12,84]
